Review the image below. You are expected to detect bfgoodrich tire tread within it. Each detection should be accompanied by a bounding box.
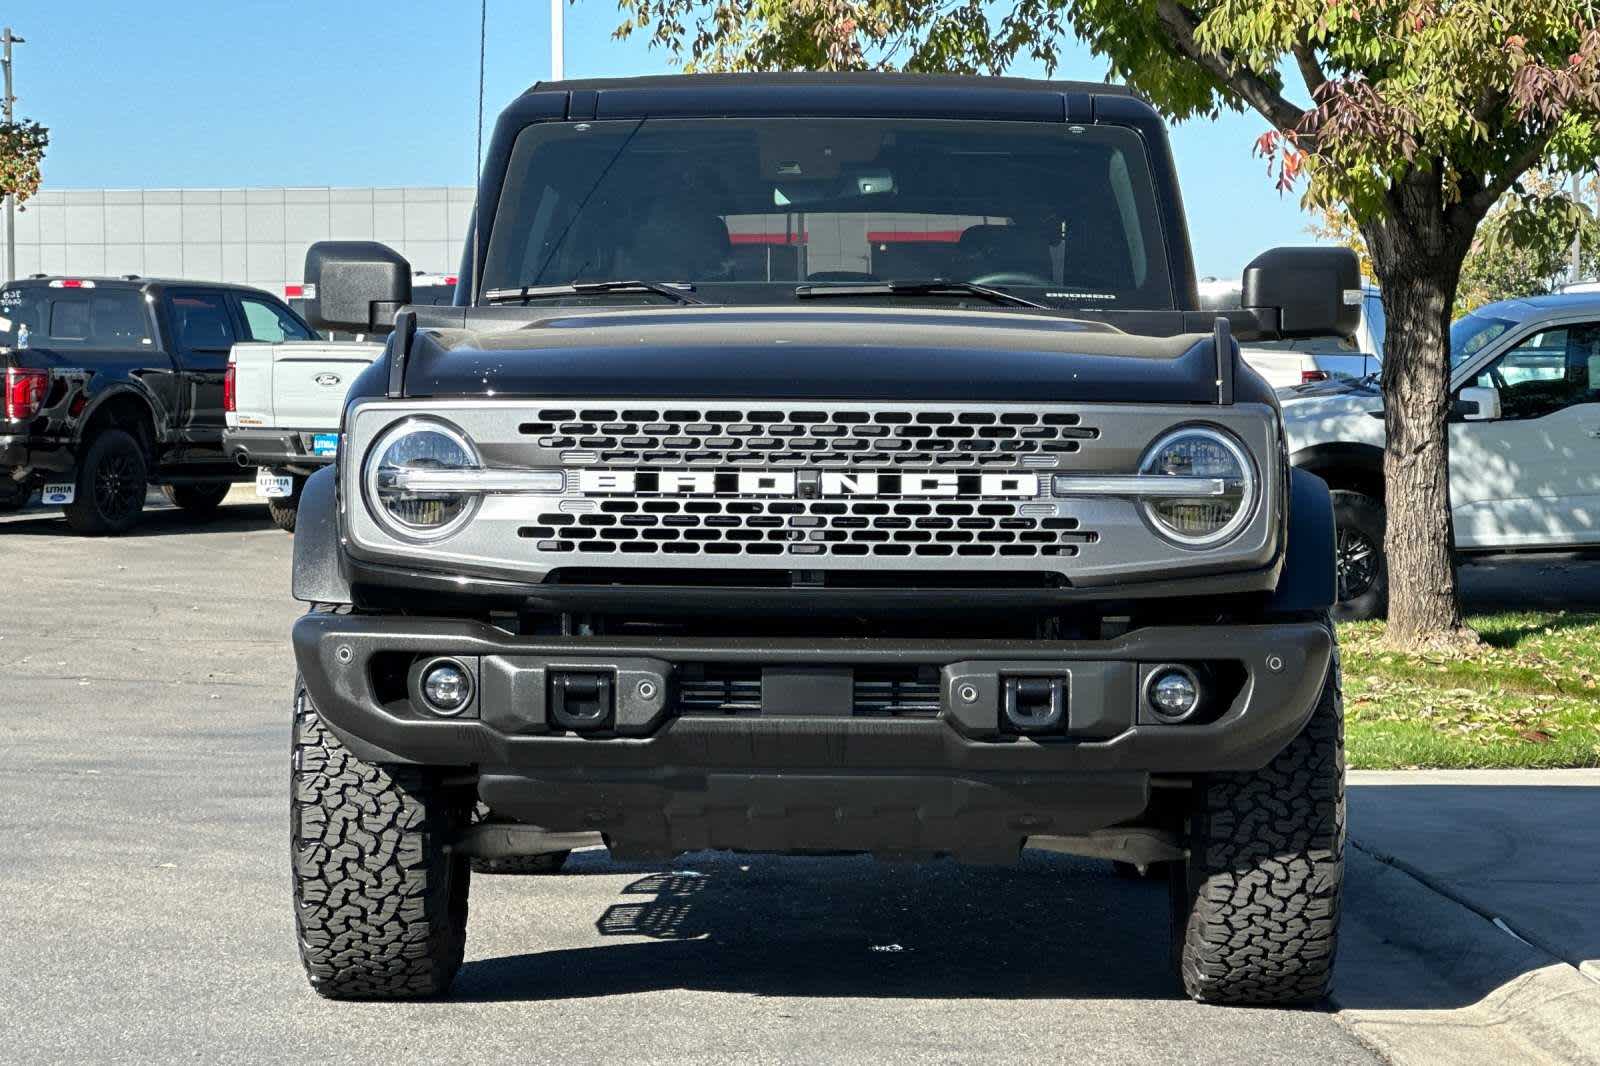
[291,681,471,999]
[1174,629,1345,1005]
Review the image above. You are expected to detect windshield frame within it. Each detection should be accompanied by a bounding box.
[476,113,1181,315]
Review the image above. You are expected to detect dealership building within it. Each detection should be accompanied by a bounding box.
[0,186,477,299]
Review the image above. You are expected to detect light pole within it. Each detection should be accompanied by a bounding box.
[1573,172,1583,286]
[2,28,23,286]
[551,0,564,80]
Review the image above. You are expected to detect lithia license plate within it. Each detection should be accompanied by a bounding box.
[255,471,295,498]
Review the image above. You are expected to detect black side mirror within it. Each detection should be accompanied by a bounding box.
[1241,246,1361,341]
[303,241,413,334]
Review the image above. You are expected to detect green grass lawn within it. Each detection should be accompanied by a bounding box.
[1340,611,1600,769]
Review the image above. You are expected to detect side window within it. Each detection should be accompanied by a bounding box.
[1473,325,1596,420]
[169,292,237,351]
[239,296,313,342]
[49,299,91,340]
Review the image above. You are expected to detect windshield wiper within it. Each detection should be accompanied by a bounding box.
[483,280,707,305]
[793,279,1048,310]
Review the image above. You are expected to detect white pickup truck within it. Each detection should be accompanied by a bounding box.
[1283,291,1600,619]
[223,340,381,530]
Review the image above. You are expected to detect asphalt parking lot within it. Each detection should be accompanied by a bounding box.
[2,492,1596,1065]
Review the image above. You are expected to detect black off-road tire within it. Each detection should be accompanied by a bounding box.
[62,429,148,535]
[267,477,304,533]
[467,802,572,874]
[161,481,232,517]
[291,680,472,999]
[1331,490,1387,622]
[1171,632,1345,1006]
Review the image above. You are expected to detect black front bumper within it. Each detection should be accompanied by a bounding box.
[294,613,1333,860]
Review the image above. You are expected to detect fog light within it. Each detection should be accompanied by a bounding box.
[1146,666,1201,722]
[421,660,472,716]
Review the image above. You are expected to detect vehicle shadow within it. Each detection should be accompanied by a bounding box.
[1460,553,1600,614]
[0,500,280,538]
[456,850,1189,1004]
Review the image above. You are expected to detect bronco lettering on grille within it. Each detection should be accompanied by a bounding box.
[575,470,1041,498]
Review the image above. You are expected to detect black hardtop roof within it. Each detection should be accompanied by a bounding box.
[525,71,1132,98]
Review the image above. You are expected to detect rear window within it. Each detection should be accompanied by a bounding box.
[0,287,153,350]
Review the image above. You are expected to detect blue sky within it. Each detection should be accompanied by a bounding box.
[14,0,1315,276]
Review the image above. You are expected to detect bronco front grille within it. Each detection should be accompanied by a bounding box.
[519,498,1095,559]
[342,398,1281,585]
[519,406,1099,470]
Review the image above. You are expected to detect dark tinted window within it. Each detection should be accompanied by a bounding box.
[170,292,236,350]
[484,118,1175,310]
[0,287,153,350]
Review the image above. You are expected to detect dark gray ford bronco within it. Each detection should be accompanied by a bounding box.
[289,73,1356,1005]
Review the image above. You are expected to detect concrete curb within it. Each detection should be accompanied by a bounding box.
[1334,844,1600,1066]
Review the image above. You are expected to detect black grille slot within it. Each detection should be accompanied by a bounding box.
[676,665,762,715]
[853,666,942,717]
[520,405,1101,469]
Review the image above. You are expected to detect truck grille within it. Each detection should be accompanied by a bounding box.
[520,406,1099,470]
[519,499,1094,559]
[675,665,941,717]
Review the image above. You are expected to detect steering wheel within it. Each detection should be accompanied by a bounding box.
[970,272,1053,288]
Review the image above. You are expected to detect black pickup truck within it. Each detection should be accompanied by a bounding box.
[288,73,1358,1006]
[0,276,316,533]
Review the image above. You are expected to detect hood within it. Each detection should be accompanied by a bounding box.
[397,305,1246,405]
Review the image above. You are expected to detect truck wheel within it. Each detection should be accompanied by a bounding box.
[161,481,232,517]
[1331,490,1387,622]
[1170,635,1344,1006]
[62,429,148,535]
[291,680,472,999]
[267,478,303,533]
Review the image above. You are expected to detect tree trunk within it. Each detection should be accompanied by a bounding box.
[1363,190,1481,651]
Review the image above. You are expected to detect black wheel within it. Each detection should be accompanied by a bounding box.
[161,481,232,517]
[466,802,572,874]
[62,429,147,535]
[1170,629,1345,1006]
[291,679,472,999]
[1331,490,1387,622]
[267,477,303,533]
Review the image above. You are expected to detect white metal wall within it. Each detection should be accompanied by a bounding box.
[0,186,475,298]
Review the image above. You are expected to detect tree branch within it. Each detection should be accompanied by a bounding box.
[1459,127,1559,222]
[1291,41,1327,100]
[1152,0,1307,132]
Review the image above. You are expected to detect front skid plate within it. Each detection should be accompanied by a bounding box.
[478,769,1151,863]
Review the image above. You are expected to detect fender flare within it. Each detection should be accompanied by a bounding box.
[292,466,352,605]
[1290,441,1385,498]
[1267,467,1338,614]
[74,384,166,447]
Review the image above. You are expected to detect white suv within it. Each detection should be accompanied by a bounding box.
[1282,291,1600,618]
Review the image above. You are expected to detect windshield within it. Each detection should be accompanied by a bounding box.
[1450,312,1516,367]
[482,117,1175,310]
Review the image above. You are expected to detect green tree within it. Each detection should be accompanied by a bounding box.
[613,0,1600,649]
[0,118,47,207]
[1312,175,1600,314]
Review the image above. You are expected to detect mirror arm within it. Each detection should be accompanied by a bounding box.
[1213,316,1235,405]
[386,310,417,398]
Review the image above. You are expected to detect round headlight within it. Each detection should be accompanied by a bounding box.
[363,419,481,540]
[1138,427,1255,546]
